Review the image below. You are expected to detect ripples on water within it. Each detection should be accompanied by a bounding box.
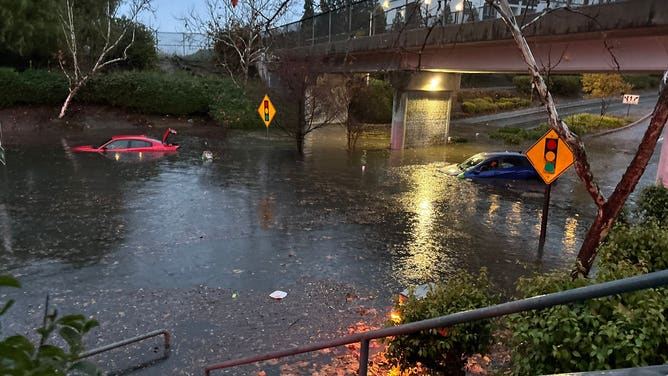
[0,126,591,296]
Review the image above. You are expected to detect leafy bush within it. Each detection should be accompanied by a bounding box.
[110,19,158,71]
[349,78,393,123]
[0,275,101,375]
[623,74,661,90]
[508,186,668,374]
[82,71,211,115]
[208,83,258,129]
[0,68,67,107]
[512,76,532,95]
[509,270,668,375]
[550,75,583,97]
[490,113,630,145]
[384,269,497,375]
[634,185,668,226]
[512,75,582,97]
[461,96,530,114]
[489,124,548,145]
[561,113,629,135]
[81,71,256,126]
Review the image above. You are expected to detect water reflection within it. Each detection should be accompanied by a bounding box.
[0,126,607,296]
[397,166,447,281]
[103,151,175,163]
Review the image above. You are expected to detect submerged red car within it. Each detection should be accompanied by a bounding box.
[71,128,179,153]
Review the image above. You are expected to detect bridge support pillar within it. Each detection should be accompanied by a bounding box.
[389,72,460,149]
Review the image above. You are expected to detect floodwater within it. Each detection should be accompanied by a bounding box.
[0,118,663,373]
[1,126,593,294]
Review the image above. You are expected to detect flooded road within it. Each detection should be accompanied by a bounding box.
[0,115,663,374]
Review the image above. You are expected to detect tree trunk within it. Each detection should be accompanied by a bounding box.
[297,96,306,155]
[58,83,83,119]
[574,87,668,277]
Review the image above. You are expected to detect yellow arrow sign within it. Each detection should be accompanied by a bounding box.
[257,95,276,128]
[525,129,575,185]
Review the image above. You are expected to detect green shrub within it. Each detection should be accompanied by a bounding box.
[83,71,211,115]
[384,269,497,374]
[634,185,668,226]
[509,269,668,375]
[512,76,532,95]
[110,19,158,71]
[208,84,258,129]
[550,75,582,97]
[509,188,668,374]
[512,75,582,97]
[1,275,101,375]
[623,74,661,90]
[0,68,67,107]
[489,124,548,145]
[350,78,393,123]
[0,68,259,127]
[492,114,630,145]
[563,113,629,135]
[461,97,529,114]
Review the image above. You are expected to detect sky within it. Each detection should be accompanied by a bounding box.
[133,0,302,33]
[140,0,204,32]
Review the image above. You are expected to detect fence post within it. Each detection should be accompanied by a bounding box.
[358,339,370,376]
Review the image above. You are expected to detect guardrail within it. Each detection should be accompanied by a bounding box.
[77,329,170,360]
[205,269,668,375]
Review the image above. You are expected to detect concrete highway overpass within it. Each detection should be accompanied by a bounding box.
[266,0,668,149]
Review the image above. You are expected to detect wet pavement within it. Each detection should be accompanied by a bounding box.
[0,96,664,374]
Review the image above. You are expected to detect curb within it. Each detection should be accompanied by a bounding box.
[584,112,652,139]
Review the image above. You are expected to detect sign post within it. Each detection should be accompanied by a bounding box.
[525,129,575,252]
[622,94,639,116]
[257,94,276,137]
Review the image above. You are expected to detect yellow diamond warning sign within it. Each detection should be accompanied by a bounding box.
[525,129,575,185]
[258,94,276,128]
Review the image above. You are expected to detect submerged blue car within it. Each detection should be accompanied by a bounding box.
[443,151,540,180]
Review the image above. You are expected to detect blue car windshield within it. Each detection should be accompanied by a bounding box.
[458,155,486,171]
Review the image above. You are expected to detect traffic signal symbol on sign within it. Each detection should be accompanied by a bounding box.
[257,95,276,127]
[525,129,575,185]
[543,138,558,174]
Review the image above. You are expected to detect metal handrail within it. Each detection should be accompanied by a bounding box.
[205,269,668,375]
[77,329,171,359]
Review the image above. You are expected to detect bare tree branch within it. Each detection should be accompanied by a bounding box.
[57,0,152,118]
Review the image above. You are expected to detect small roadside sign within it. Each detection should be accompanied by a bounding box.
[257,94,276,128]
[525,129,575,185]
[622,94,639,105]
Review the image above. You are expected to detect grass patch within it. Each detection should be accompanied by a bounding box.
[461,96,530,115]
[490,113,632,145]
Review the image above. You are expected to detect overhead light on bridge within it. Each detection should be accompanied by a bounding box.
[455,1,464,12]
[382,0,389,9]
[427,76,441,91]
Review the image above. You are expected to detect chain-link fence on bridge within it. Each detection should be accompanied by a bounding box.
[268,0,628,49]
[155,32,210,57]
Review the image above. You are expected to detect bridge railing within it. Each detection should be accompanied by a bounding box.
[267,0,626,49]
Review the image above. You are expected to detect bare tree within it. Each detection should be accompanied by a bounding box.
[271,59,347,154]
[340,74,369,151]
[186,0,292,88]
[57,0,153,119]
[487,0,668,277]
